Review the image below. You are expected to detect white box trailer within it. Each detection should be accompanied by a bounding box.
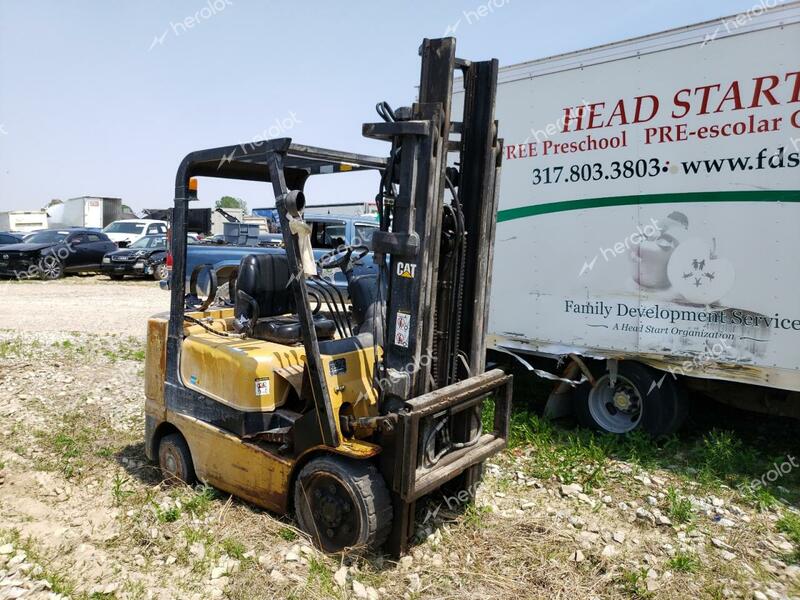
[0,210,48,232]
[469,2,800,435]
[47,196,123,229]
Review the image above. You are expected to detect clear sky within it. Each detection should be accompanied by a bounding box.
[0,0,767,214]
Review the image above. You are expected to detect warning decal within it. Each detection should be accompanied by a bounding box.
[394,311,411,348]
[255,378,271,397]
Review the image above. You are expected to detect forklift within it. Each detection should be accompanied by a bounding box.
[144,38,512,555]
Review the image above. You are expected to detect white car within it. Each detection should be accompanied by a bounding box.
[103,219,168,247]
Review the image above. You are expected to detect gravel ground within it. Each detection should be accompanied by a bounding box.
[0,276,168,337]
[0,277,799,599]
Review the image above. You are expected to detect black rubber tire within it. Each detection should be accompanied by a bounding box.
[109,274,124,281]
[651,369,690,436]
[38,256,64,280]
[294,456,392,553]
[573,360,688,438]
[158,433,196,486]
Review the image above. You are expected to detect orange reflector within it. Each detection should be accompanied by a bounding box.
[339,164,353,172]
[189,177,198,191]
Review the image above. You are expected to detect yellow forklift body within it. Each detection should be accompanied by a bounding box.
[144,311,384,513]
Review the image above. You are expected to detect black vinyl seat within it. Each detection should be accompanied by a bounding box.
[235,254,336,344]
[348,272,385,345]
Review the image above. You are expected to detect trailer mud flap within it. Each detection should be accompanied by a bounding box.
[394,368,512,502]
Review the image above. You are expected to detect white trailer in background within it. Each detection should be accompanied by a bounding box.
[472,2,800,435]
[0,210,48,232]
[47,196,124,229]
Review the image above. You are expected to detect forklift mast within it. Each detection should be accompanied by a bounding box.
[361,38,507,553]
[363,38,502,409]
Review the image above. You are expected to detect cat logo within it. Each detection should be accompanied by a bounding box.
[396,261,417,279]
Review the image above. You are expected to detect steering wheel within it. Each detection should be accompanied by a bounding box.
[318,244,369,271]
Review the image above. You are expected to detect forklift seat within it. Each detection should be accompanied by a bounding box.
[236,253,336,344]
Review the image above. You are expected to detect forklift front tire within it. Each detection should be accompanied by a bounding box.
[294,456,392,553]
[158,433,197,486]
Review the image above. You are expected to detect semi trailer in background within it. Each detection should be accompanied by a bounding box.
[0,210,48,232]
[46,196,128,229]
[470,2,800,435]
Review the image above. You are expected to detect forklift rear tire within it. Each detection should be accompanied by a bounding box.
[158,433,197,486]
[294,456,392,553]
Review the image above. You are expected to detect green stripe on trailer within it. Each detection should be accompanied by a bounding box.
[497,190,800,222]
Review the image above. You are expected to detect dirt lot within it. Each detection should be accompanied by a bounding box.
[0,276,167,336]
[0,277,799,599]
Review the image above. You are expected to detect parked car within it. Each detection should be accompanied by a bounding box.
[0,228,117,280]
[102,219,168,248]
[0,232,24,245]
[102,234,197,280]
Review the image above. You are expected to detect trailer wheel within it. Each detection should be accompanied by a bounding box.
[294,456,392,553]
[573,361,687,437]
[158,433,196,486]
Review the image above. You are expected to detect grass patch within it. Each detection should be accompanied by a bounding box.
[484,374,800,508]
[34,424,93,479]
[112,474,134,506]
[306,554,337,597]
[156,505,181,524]
[0,338,30,358]
[618,568,654,599]
[278,527,298,542]
[776,512,800,563]
[667,551,700,573]
[0,529,79,597]
[182,485,218,517]
[665,486,693,524]
[222,538,247,560]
